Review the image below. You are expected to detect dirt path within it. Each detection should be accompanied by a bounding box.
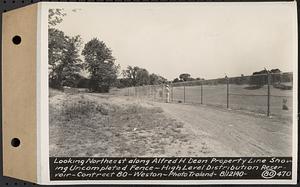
[154,101,293,156]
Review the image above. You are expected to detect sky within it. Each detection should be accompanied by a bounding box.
[52,2,297,80]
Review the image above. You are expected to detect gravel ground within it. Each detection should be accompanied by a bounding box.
[155,101,293,156]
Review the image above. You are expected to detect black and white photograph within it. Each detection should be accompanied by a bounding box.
[48,3,296,158]
[45,2,297,183]
[1,1,298,185]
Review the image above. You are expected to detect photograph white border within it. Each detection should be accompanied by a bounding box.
[37,2,298,185]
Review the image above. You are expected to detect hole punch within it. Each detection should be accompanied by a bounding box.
[12,35,22,45]
[11,138,21,147]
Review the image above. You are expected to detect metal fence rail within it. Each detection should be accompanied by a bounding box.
[117,72,293,118]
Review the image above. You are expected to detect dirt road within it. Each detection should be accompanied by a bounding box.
[155,101,293,156]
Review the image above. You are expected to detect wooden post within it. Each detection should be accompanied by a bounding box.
[267,73,271,116]
[200,82,203,104]
[153,85,155,101]
[171,84,174,102]
[183,85,186,103]
[226,77,229,109]
[147,85,149,98]
[162,84,164,102]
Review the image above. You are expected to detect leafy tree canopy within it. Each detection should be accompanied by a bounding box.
[179,73,194,81]
[82,38,119,92]
[49,34,83,89]
[48,9,66,27]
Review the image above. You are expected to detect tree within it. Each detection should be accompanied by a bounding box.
[149,73,167,85]
[48,28,66,88]
[122,66,140,86]
[172,78,181,83]
[122,67,167,87]
[48,9,66,28]
[48,8,86,89]
[77,76,90,88]
[82,38,119,92]
[114,78,132,88]
[179,73,193,81]
[48,9,67,88]
[60,36,83,87]
[49,35,83,88]
[136,68,150,86]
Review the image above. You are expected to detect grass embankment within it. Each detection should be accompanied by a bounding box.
[49,89,189,157]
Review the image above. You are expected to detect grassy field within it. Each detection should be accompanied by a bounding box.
[173,84,293,118]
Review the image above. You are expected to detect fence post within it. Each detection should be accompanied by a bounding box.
[147,85,149,98]
[183,85,186,103]
[226,76,229,109]
[171,84,174,102]
[162,84,164,102]
[153,85,155,101]
[267,73,271,116]
[200,82,203,104]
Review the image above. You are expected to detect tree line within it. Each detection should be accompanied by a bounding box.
[48,9,169,92]
[49,9,119,92]
[115,66,168,88]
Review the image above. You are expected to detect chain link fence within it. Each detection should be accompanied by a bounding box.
[116,72,293,118]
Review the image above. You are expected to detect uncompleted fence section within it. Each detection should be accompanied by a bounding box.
[117,72,293,118]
